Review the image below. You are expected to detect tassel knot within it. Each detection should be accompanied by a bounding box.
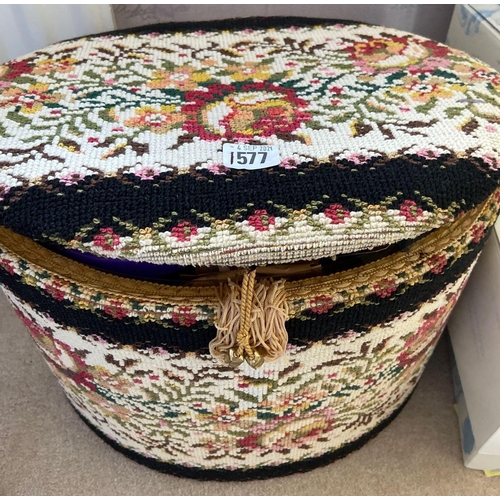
[209,268,289,369]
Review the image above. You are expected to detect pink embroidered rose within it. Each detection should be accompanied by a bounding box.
[45,282,65,301]
[428,254,447,275]
[172,306,197,327]
[374,279,397,298]
[248,210,275,231]
[482,154,499,170]
[103,300,128,320]
[324,204,350,224]
[207,163,229,175]
[0,258,14,275]
[310,295,334,314]
[171,222,198,242]
[279,158,298,170]
[345,153,368,165]
[471,223,486,244]
[134,167,159,180]
[399,200,423,222]
[60,172,85,186]
[407,57,451,75]
[93,227,121,251]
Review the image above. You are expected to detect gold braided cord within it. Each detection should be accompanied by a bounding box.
[208,283,241,361]
[250,279,289,361]
[234,268,257,359]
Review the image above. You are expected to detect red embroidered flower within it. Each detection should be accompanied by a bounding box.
[399,200,423,222]
[16,309,45,340]
[324,204,350,224]
[181,82,312,141]
[237,433,260,450]
[310,295,334,314]
[72,371,97,392]
[428,254,447,275]
[0,258,14,275]
[420,40,451,58]
[347,36,409,62]
[2,60,33,80]
[248,210,275,231]
[45,283,65,301]
[103,300,128,320]
[398,305,448,367]
[471,223,486,244]
[374,279,397,298]
[172,306,197,327]
[171,222,198,242]
[490,73,500,90]
[93,227,121,251]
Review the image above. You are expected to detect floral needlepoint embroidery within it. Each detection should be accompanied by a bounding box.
[44,282,66,302]
[310,295,334,314]
[182,82,312,140]
[1,83,62,113]
[103,300,128,320]
[399,200,424,222]
[471,223,486,243]
[325,204,350,224]
[428,254,448,274]
[390,75,466,104]
[93,228,121,252]
[348,36,409,63]
[122,105,185,134]
[0,19,496,266]
[147,66,211,90]
[134,167,160,180]
[172,306,197,327]
[248,210,275,231]
[374,279,398,298]
[397,302,451,368]
[171,222,198,242]
[0,258,14,275]
[60,172,85,186]
[32,58,77,75]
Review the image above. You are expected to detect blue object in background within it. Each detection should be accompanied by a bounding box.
[459,4,499,36]
[462,416,475,455]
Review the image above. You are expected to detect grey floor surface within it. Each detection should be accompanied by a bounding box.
[1,290,499,495]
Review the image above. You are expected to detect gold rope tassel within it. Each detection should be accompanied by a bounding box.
[209,281,242,364]
[249,279,289,364]
[209,269,289,369]
[234,268,257,360]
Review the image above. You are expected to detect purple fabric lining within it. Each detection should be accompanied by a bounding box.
[55,248,183,280]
